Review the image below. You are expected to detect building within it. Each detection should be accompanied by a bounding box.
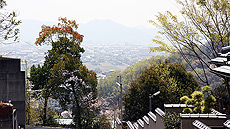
[0,57,25,128]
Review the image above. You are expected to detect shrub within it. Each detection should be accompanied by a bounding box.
[182,108,192,114]
[180,86,216,114]
[180,96,189,103]
[162,112,181,129]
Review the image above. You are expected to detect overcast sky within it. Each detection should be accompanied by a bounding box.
[5,0,180,28]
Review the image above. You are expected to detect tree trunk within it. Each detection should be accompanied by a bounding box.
[73,99,82,129]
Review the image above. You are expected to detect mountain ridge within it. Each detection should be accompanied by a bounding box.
[19,19,157,46]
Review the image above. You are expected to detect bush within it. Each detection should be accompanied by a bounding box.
[191,91,203,101]
[180,86,216,114]
[180,96,189,103]
[162,112,181,129]
[182,108,192,114]
[202,86,212,93]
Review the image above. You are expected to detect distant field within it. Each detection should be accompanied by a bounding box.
[84,62,128,73]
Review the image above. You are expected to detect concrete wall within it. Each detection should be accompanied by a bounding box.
[0,109,18,129]
[148,112,156,129]
[142,116,149,129]
[0,57,25,127]
[149,117,156,129]
[155,108,165,129]
[0,58,20,72]
[164,104,194,114]
[181,117,227,129]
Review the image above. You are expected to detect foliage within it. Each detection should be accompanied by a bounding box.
[182,108,192,114]
[25,104,41,125]
[180,96,189,103]
[162,112,181,129]
[93,115,112,129]
[150,0,229,114]
[0,0,21,44]
[123,60,200,121]
[98,55,166,106]
[181,86,216,114]
[213,83,230,114]
[202,86,212,93]
[167,51,222,88]
[32,17,99,128]
[46,112,59,127]
[28,64,51,125]
[149,0,230,86]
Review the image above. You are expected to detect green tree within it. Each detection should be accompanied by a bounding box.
[149,0,230,92]
[29,64,50,125]
[0,0,21,44]
[98,56,166,106]
[34,17,98,128]
[213,83,230,114]
[93,115,112,129]
[25,98,42,126]
[180,86,216,114]
[123,60,200,121]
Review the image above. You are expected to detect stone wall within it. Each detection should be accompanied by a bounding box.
[0,57,25,127]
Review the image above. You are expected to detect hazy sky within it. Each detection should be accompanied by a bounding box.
[5,0,180,28]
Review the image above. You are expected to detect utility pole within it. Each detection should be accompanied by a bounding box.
[116,75,123,122]
[149,91,160,111]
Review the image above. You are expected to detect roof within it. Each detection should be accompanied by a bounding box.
[193,120,211,129]
[126,121,134,129]
[209,57,227,66]
[155,108,165,117]
[0,57,20,60]
[164,104,194,108]
[133,122,138,129]
[211,66,230,77]
[148,111,156,121]
[212,109,225,115]
[143,115,149,124]
[180,113,227,119]
[221,46,230,54]
[224,120,230,128]
[137,119,144,128]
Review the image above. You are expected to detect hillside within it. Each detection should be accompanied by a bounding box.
[97,55,166,105]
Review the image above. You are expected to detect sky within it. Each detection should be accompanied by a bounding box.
[5,0,180,28]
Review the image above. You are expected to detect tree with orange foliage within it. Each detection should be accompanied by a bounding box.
[30,18,97,128]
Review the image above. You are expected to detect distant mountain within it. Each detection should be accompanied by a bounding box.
[78,19,157,45]
[19,19,56,43]
[19,19,157,46]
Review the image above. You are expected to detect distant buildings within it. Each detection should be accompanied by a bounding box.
[2,43,159,78]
